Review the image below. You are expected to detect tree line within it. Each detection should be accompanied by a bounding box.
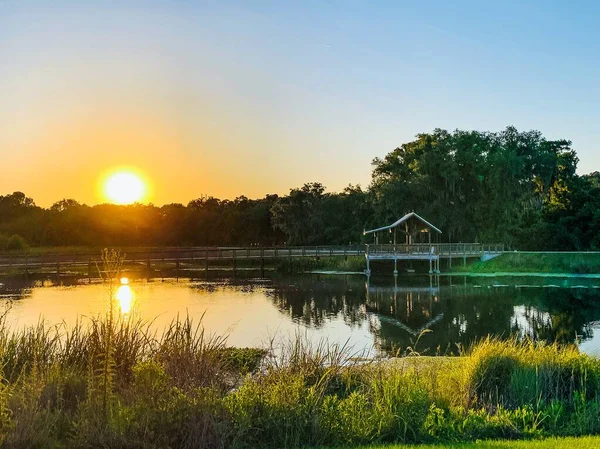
[1,126,599,250]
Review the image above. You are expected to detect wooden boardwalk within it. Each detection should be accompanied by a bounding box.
[0,246,365,277]
[365,243,504,275]
[0,243,504,276]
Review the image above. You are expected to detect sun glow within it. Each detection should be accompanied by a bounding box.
[103,170,147,205]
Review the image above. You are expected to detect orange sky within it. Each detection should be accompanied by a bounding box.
[1,93,370,206]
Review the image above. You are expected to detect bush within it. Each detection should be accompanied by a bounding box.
[464,338,600,409]
[4,234,28,252]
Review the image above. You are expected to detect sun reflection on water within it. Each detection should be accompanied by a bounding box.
[115,278,134,315]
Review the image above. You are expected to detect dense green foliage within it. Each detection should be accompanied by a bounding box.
[370,127,598,249]
[1,127,598,250]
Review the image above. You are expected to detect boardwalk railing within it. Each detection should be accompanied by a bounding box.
[367,243,505,257]
[0,245,366,270]
[0,243,505,272]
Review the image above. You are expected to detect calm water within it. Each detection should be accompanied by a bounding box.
[2,272,600,356]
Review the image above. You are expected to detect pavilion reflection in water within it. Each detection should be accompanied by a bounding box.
[268,275,600,355]
[365,276,443,341]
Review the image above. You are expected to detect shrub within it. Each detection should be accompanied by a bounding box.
[5,234,28,252]
[464,338,600,410]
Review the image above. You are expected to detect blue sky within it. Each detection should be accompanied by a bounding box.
[1,1,599,205]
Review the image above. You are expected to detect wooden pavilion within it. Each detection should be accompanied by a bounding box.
[363,212,442,246]
[362,213,442,275]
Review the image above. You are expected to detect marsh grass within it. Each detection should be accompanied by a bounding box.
[0,323,599,448]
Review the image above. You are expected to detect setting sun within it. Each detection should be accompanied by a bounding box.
[103,171,147,205]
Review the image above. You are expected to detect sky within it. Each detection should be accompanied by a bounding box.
[2,0,600,207]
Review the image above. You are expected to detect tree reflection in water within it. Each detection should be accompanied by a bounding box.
[268,275,600,356]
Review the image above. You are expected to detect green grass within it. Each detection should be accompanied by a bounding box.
[453,253,600,274]
[344,435,600,448]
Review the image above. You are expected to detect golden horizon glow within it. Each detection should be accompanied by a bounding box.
[103,170,147,205]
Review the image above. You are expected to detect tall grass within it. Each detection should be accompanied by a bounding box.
[0,319,598,447]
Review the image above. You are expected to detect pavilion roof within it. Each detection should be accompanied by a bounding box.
[363,212,442,235]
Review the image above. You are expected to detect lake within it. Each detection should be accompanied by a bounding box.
[1,272,600,357]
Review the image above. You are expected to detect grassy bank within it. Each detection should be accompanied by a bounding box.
[453,252,600,274]
[345,436,600,448]
[1,305,600,449]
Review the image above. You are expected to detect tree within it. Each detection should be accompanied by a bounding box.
[271,183,328,245]
[370,127,579,248]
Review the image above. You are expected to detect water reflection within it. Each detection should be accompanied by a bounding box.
[268,275,600,355]
[115,282,134,315]
[2,273,600,356]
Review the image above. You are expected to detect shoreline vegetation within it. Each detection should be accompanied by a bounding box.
[451,253,600,275]
[347,436,600,449]
[1,311,600,448]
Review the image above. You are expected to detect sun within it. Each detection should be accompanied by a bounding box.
[103,171,147,205]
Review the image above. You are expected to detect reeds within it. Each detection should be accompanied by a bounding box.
[0,302,599,446]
